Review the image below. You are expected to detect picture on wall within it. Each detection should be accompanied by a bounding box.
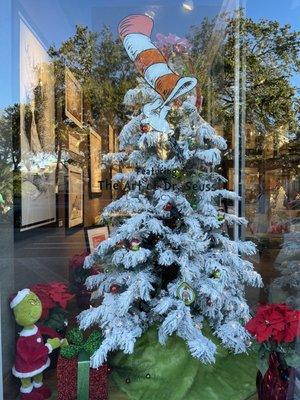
[85,226,109,253]
[68,164,83,228]
[19,18,56,231]
[89,127,102,194]
[65,67,83,127]
[68,127,83,156]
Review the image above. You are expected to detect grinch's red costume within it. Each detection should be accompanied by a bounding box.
[12,325,52,378]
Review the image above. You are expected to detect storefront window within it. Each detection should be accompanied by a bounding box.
[0,1,299,399]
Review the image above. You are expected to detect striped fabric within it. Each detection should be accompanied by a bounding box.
[118,14,197,103]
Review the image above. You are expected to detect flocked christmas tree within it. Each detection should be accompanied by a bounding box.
[78,14,262,368]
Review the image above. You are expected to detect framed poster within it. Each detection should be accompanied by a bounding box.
[68,129,82,156]
[19,18,56,231]
[68,164,83,228]
[65,67,83,127]
[85,226,109,253]
[89,127,102,194]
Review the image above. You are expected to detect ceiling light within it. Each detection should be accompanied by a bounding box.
[182,0,194,11]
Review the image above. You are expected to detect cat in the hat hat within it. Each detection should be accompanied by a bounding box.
[118,14,197,132]
[10,289,66,399]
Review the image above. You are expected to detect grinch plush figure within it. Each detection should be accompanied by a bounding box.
[10,289,64,400]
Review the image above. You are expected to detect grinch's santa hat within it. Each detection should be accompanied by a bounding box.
[118,14,197,106]
[10,289,30,309]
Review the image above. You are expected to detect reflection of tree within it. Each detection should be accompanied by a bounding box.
[188,12,300,137]
[0,105,20,206]
[49,25,136,129]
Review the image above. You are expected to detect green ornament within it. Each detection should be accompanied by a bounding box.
[130,239,141,251]
[211,270,221,279]
[217,208,225,221]
[188,138,197,150]
[176,282,196,305]
[172,169,181,179]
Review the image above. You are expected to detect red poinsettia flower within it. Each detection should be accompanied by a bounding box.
[246,303,300,344]
[30,282,74,320]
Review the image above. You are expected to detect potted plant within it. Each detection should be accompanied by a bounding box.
[30,282,74,368]
[246,303,299,399]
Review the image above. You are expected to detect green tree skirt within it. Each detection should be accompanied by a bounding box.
[109,327,257,400]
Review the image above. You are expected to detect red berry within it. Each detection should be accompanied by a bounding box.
[110,285,119,294]
[164,202,173,212]
[140,123,151,133]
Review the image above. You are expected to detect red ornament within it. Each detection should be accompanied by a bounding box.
[110,285,120,294]
[206,299,212,307]
[140,123,151,133]
[164,202,173,212]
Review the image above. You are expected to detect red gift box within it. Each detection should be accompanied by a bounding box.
[57,355,108,400]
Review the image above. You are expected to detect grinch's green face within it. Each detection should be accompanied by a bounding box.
[13,292,42,327]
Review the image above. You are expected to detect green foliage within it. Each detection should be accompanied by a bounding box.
[188,11,300,135]
[0,104,21,201]
[256,343,270,376]
[43,307,68,332]
[48,25,136,128]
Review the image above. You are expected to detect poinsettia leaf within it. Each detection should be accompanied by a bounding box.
[257,344,270,376]
[285,352,300,368]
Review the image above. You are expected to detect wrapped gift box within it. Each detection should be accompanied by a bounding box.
[57,352,108,400]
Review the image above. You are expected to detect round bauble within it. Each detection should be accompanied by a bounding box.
[163,202,173,212]
[172,169,181,179]
[140,123,151,133]
[130,239,141,251]
[210,270,221,279]
[217,208,225,221]
[188,138,197,150]
[176,282,195,306]
[110,284,120,294]
[206,298,213,306]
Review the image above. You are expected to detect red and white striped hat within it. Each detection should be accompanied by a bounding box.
[118,14,197,106]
